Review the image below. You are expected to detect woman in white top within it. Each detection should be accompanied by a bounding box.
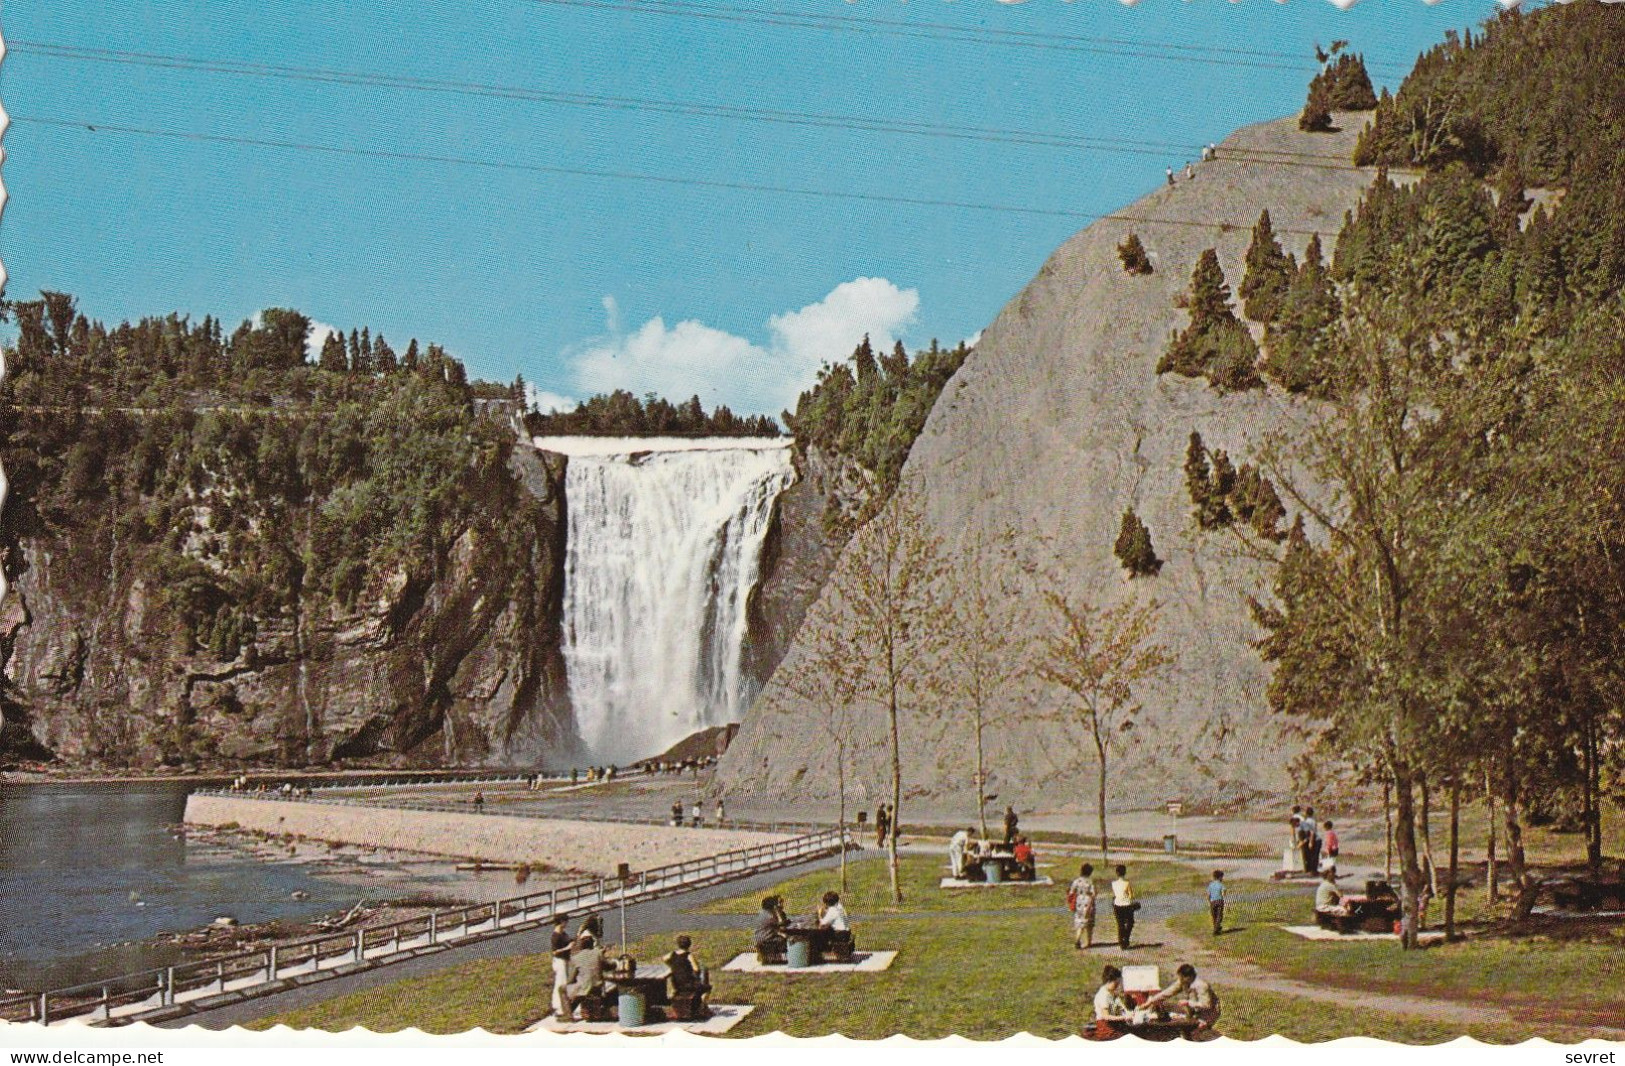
[1110,865,1137,950]
[1091,964,1131,1039]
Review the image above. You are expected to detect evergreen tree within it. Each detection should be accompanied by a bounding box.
[1113,508,1163,577]
[353,327,375,375]
[1117,233,1153,275]
[1240,210,1296,323]
[1263,234,1342,396]
[402,338,421,373]
[1300,76,1334,133]
[318,331,348,373]
[1321,52,1379,111]
[373,334,398,374]
[1158,250,1262,392]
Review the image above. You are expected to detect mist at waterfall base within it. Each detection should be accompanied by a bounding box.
[537,437,795,765]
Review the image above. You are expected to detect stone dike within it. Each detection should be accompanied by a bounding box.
[185,794,794,877]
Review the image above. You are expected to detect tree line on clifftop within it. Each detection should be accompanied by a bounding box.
[0,302,549,764]
[1126,1,1625,946]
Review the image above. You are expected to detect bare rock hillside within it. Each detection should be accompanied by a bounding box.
[718,115,1381,812]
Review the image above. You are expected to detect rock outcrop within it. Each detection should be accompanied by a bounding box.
[0,445,576,770]
[719,115,1381,810]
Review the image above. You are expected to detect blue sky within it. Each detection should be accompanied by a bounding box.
[1,0,1504,415]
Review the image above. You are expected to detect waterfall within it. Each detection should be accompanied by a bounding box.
[537,437,795,764]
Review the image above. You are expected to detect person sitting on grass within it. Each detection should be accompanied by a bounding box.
[1092,964,1132,1039]
[664,934,712,1019]
[1145,963,1221,1038]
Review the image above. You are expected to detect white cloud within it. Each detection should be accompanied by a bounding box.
[563,277,920,416]
[305,320,338,364]
[525,385,578,414]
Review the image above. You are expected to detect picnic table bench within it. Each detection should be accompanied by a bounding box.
[1316,881,1402,935]
[755,926,856,965]
[1546,875,1625,913]
[1083,966,1214,1042]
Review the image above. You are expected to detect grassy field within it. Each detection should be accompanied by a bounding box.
[1168,891,1625,1031]
[255,857,1542,1041]
[690,853,1228,915]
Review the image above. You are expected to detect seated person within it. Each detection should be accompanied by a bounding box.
[1314,869,1345,915]
[964,838,988,881]
[754,895,788,957]
[1145,963,1221,1036]
[663,935,712,1019]
[1011,835,1036,881]
[1092,964,1132,1039]
[818,890,850,931]
[565,931,605,1018]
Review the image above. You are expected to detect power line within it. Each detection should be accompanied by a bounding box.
[520,0,1414,79]
[8,40,1380,173]
[9,113,1353,237]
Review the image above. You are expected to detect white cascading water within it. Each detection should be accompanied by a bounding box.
[535,437,795,763]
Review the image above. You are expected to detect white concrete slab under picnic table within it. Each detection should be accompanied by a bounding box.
[1282,925,1445,944]
[938,876,1055,888]
[722,950,898,974]
[526,1004,755,1035]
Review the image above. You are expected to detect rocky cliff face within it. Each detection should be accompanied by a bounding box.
[719,116,1379,811]
[742,444,873,690]
[0,445,576,770]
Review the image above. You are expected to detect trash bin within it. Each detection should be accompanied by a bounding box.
[618,990,647,1027]
[985,861,1004,884]
[786,938,813,968]
[1163,834,1178,855]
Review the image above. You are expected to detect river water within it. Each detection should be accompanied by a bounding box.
[0,781,361,991]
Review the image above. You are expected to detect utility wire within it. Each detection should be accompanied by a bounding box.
[519,0,1413,79]
[8,41,1382,172]
[10,113,1354,237]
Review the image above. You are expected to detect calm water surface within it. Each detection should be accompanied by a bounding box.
[0,782,360,991]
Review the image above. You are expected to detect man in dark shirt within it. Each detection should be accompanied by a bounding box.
[549,917,572,1019]
[753,895,788,957]
[665,934,711,1018]
[1003,805,1019,845]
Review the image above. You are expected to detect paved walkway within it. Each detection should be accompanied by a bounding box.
[160,851,846,1030]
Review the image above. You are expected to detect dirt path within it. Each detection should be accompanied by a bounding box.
[1149,916,1625,1040]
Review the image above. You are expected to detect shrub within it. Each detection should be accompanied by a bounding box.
[1114,509,1164,577]
[1117,233,1154,275]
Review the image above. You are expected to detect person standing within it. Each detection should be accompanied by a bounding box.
[1321,820,1340,875]
[1003,805,1019,845]
[1297,809,1316,876]
[549,917,572,1019]
[1207,870,1226,935]
[690,799,703,828]
[949,827,970,880]
[1111,865,1137,950]
[1166,166,1175,186]
[715,798,726,826]
[875,804,891,848]
[1304,807,1322,874]
[1070,862,1098,949]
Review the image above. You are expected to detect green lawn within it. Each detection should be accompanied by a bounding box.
[1169,891,1625,1031]
[256,857,1544,1041]
[691,853,1241,916]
